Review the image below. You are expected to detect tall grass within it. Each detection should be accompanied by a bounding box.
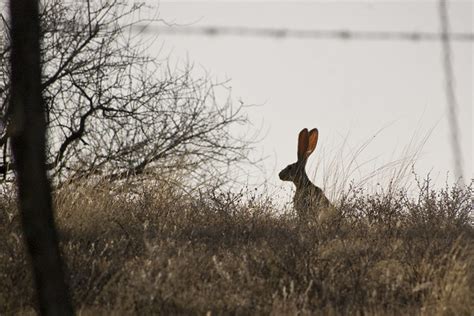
[0,177,472,315]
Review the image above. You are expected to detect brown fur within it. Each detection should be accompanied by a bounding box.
[279,128,331,221]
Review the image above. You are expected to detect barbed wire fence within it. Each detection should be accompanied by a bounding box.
[132,24,474,42]
[131,1,472,183]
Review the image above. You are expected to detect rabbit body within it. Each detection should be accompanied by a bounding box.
[294,179,331,220]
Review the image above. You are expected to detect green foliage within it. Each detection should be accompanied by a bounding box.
[0,179,472,315]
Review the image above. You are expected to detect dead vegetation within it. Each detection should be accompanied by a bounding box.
[0,178,472,315]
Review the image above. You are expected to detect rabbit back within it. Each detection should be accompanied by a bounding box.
[294,183,331,220]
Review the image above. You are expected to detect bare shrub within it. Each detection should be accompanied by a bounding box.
[0,0,253,187]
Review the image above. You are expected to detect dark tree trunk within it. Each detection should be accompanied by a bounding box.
[8,0,74,314]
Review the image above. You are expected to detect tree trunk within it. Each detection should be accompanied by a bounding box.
[8,0,74,314]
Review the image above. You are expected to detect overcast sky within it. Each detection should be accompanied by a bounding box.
[140,1,472,198]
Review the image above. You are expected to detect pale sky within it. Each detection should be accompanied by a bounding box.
[140,1,473,198]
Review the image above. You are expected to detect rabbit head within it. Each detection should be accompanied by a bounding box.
[279,128,319,185]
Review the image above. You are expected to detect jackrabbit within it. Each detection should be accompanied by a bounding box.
[279,128,332,221]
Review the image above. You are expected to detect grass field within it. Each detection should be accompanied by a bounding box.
[1,178,472,315]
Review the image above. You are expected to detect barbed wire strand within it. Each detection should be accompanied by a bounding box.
[131,24,474,42]
[439,0,465,184]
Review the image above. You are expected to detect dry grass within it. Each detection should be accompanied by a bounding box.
[0,178,472,315]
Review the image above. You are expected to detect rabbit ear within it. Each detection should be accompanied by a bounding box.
[306,128,319,158]
[297,128,309,161]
